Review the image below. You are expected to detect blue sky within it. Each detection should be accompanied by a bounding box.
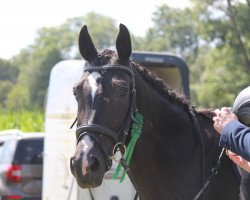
[0,0,190,59]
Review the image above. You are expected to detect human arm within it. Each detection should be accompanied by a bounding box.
[219,120,250,161]
[213,107,250,172]
[213,107,250,160]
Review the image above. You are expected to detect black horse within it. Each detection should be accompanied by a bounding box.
[70,24,240,199]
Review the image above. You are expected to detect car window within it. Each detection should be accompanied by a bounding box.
[13,138,44,165]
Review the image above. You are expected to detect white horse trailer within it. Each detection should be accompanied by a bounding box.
[43,60,136,200]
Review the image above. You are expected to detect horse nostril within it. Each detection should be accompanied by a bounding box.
[70,157,75,174]
[82,156,100,175]
[89,157,99,172]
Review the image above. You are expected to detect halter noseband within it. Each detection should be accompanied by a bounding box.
[75,64,137,168]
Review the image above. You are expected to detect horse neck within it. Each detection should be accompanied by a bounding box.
[129,69,206,198]
[132,67,205,163]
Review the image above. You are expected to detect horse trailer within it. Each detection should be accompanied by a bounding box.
[43,51,189,200]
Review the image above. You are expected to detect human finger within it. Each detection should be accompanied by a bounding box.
[229,155,241,165]
[213,122,223,133]
[214,109,221,115]
[229,154,246,168]
[226,150,237,157]
[226,151,250,172]
[221,107,231,114]
[212,116,218,122]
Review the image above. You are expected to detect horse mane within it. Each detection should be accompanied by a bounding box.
[196,108,216,120]
[131,62,216,120]
[131,62,192,111]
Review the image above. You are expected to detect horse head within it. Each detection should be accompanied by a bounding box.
[70,24,135,188]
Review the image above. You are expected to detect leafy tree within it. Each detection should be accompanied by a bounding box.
[80,12,118,50]
[186,0,250,107]
[29,49,62,107]
[191,45,249,108]
[0,59,19,109]
[134,5,199,62]
[191,0,250,70]
[0,59,19,82]
[8,12,118,110]
[5,85,30,110]
[0,81,13,109]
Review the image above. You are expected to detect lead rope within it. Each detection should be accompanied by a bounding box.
[193,148,225,200]
[190,109,225,200]
[113,113,143,182]
[88,188,95,200]
[70,118,77,129]
[112,112,144,200]
[190,110,205,200]
[119,158,145,200]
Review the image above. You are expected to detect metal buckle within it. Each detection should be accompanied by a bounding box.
[109,142,127,162]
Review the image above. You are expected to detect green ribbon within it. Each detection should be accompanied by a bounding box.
[112,113,143,183]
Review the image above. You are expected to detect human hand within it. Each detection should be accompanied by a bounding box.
[213,107,238,134]
[226,150,250,173]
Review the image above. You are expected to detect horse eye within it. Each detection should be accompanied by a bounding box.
[96,77,102,84]
[73,85,82,97]
[73,87,76,96]
[120,86,129,97]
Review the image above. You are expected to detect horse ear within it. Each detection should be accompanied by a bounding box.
[116,24,132,61]
[78,25,98,62]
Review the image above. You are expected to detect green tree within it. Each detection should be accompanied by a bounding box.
[80,12,118,50]
[5,85,30,110]
[0,59,19,109]
[0,58,19,82]
[191,0,250,70]
[227,0,250,70]
[134,5,199,62]
[191,45,249,108]
[187,0,250,107]
[9,12,118,110]
[29,49,62,107]
[0,81,13,109]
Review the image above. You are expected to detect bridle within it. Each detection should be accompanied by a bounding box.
[73,63,145,199]
[74,64,137,170]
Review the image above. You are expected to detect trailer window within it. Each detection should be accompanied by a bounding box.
[149,67,182,93]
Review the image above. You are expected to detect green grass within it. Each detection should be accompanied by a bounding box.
[0,110,44,132]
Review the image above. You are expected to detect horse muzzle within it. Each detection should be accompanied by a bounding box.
[70,135,107,188]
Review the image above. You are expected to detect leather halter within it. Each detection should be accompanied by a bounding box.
[75,64,137,164]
